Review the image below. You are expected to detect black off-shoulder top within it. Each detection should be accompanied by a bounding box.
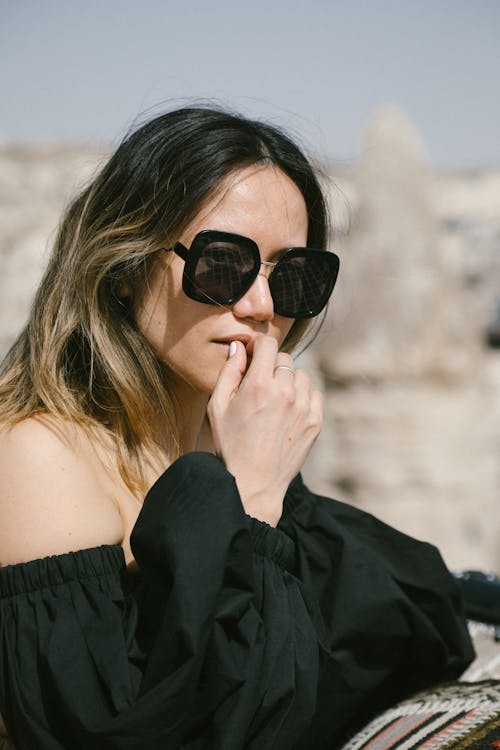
[0,452,474,749]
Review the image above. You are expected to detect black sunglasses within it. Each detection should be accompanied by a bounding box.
[165,230,340,319]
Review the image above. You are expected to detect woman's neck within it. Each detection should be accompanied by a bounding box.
[166,375,212,454]
[195,414,215,453]
[179,396,211,453]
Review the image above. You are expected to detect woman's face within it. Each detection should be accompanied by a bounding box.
[135,165,309,394]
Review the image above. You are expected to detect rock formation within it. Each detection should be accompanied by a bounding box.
[301,106,500,571]
[318,105,482,383]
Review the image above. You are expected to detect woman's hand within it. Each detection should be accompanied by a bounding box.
[207,335,323,526]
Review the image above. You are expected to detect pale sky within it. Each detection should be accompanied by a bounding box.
[2,0,499,169]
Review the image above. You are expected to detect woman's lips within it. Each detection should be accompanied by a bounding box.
[213,335,255,363]
[213,334,253,350]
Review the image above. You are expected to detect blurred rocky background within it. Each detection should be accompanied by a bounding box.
[1,105,499,572]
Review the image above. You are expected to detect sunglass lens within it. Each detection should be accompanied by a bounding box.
[186,236,258,305]
[270,252,339,318]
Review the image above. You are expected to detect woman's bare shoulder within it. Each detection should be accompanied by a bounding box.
[0,416,124,566]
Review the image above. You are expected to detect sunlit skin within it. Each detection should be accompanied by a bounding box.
[134,164,309,449]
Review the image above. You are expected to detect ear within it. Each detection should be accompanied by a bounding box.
[116,282,132,299]
[111,280,132,309]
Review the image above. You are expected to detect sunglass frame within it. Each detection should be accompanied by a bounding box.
[170,229,339,319]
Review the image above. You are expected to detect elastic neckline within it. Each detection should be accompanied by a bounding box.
[0,545,125,598]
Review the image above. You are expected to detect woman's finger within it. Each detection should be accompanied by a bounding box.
[309,389,324,431]
[210,340,248,406]
[272,352,296,380]
[291,369,311,410]
[244,335,279,381]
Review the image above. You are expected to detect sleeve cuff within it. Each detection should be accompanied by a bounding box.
[245,515,296,574]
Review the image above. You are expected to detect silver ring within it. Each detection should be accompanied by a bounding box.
[274,364,295,376]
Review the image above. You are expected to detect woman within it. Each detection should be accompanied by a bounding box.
[0,107,473,749]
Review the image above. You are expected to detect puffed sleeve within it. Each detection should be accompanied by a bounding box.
[278,474,475,746]
[0,453,320,750]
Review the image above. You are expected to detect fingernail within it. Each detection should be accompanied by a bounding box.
[229,341,237,358]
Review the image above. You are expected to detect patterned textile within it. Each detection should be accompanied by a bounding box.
[461,624,500,682]
[340,680,500,749]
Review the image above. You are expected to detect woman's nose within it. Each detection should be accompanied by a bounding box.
[231,272,274,322]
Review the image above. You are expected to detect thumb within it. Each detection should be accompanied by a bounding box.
[213,340,248,403]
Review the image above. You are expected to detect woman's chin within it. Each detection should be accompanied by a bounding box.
[188,364,224,396]
[165,345,234,396]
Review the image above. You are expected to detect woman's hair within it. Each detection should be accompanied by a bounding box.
[0,106,330,493]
